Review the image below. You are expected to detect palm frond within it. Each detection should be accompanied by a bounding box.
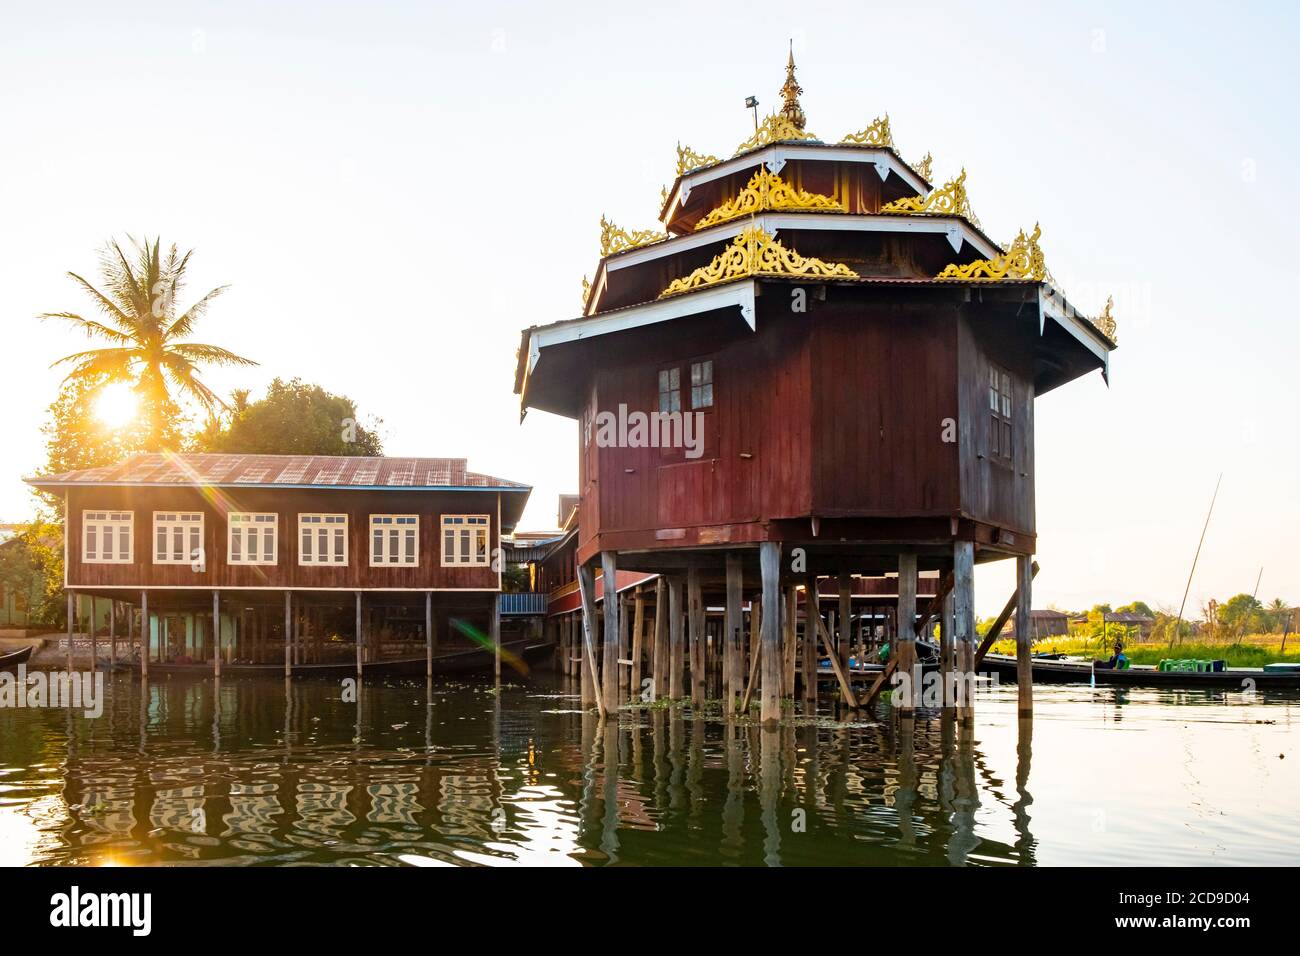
[165,284,229,340]
[60,273,139,332]
[51,347,140,384]
[100,239,149,319]
[166,341,257,367]
[37,312,135,344]
[161,354,222,410]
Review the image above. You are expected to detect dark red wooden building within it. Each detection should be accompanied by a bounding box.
[516,55,1114,722]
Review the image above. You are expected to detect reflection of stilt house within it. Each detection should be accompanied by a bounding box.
[518,54,1115,723]
[26,453,531,676]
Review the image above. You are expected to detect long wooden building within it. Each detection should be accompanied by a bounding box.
[26,453,531,676]
[516,53,1115,723]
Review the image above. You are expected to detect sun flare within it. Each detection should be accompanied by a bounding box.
[93,383,139,429]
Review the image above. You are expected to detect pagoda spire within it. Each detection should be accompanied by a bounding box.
[779,41,806,130]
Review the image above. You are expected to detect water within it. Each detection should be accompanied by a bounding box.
[1,672,1296,866]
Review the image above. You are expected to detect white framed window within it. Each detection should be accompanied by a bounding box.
[657,367,681,413]
[441,515,490,567]
[370,514,418,566]
[690,359,714,409]
[154,512,204,565]
[229,512,278,566]
[298,513,348,566]
[83,511,133,564]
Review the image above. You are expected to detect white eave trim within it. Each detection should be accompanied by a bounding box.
[528,280,757,380]
[1038,286,1112,383]
[671,144,927,213]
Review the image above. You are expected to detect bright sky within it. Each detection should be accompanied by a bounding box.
[2,1,1297,616]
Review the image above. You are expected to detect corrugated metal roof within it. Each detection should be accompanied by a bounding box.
[26,453,531,491]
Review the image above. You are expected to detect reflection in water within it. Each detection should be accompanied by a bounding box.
[1,672,1298,866]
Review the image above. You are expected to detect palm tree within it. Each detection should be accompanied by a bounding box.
[41,236,257,449]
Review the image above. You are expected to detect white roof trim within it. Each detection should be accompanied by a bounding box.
[1038,287,1111,383]
[674,143,927,201]
[528,281,757,380]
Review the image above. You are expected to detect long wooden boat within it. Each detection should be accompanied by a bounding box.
[980,653,1300,690]
[137,639,552,679]
[0,645,34,671]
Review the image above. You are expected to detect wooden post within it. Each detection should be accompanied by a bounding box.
[837,571,851,676]
[896,553,917,715]
[652,577,668,698]
[212,590,221,678]
[89,595,98,669]
[687,566,704,707]
[952,541,976,723]
[940,591,955,708]
[759,542,782,726]
[631,586,645,702]
[109,599,117,669]
[783,585,798,698]
[425,591,433,679]
[600,551,619,712]
[802,575,818,712]
[355,592,364,677]
[724,553,743,714]
[140,590,149,679]
[66,590,75,670]
[577,562,605,717]
[668,576,684,700]
[618,594,630,694]
[1015,554,1034,717]
[284,592,292,677]
[491,593,502,681]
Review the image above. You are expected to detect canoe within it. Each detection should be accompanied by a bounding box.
[0,645,34,671]
[137,639,552,679]
[980,653,1300,689]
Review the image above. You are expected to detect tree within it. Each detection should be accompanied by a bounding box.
[1218,593,1266,639]
[41,235,256,449]
[197,378,383,456]
[0,520,65,627]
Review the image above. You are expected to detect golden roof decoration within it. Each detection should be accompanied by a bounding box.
[660,226,858,298]
[694,168,846,230]
[840,115,893,147]
[600,215,667,258]
[581,275,591,308]
[881,168,978,221]
[677,143,722,177]
[910,152,933,181]
[1094,295,1117,342]
[936,224,1047,281]
[733,113,819,156]
[779,43,806,130]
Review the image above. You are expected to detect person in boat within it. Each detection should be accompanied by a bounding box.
[1105,638,1128,670]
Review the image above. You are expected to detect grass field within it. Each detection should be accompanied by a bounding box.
[986,633,1300,667]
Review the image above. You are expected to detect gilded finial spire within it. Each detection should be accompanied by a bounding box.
[780,40,806,130]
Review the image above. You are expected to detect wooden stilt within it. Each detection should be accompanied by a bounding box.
[600,551,619,712]
[896,553,918,714]
[631,586,645,702]
[837,572,851,677]
[89,595,98,668]
[652,577,668,698]
[140,590,149,679]
[491,593,501,681]
[618,593,630,694]
[813,611,859,709]
[687,566,704,707]
[739,596,763,714]
[724,553,742,714]
[952,541,976,723]
[668,576,684,700]
[802,575,818,712]
[355,591,363,676]
[577,562,605,716]
[66,590,75,670]
[783,585,797,698]
[109,600,117,669]
[1015,554,1034,717]
[425,591,433,679]
[213,590,221,678]
[284,592,292,677]
[940,591,955,707]
[759,541,782,726]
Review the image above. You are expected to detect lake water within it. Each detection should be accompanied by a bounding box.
[1,671,1296,866]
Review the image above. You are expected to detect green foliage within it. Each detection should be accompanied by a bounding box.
[40,235,256,449]
[196,377,383,456]
[0,520,66,626]
[1218,593,1268,638]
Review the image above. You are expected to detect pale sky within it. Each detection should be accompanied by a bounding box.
[2,1,1296,616]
